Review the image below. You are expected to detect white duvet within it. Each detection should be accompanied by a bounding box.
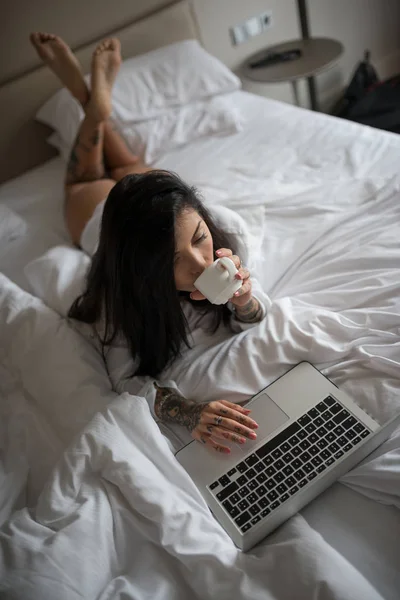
[1,93,400,599]
[0,271,399,600]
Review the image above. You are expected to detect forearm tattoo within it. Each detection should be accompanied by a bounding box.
[154,383,205,432]
[235,297,263,323]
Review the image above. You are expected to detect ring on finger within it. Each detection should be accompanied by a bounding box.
[215,416,222,426]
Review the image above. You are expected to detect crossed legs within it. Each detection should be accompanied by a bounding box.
[30,33,151,245]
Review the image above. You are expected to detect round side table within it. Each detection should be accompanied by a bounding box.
[242,37,344,111]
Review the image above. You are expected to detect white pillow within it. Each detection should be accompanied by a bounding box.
[24,246,90,317]
[109,40,241,123]
[0,205,28,276]
[123,96,242,163]
[0,205,27,243]
[36,40,240,136]
[47,95,243,164]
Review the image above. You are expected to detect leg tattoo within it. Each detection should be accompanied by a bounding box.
[66,124,105,185]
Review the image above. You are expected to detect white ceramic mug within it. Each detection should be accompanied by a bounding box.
[194,257,243,305]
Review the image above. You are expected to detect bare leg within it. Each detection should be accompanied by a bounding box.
[63,40,122,243]
[30,33,144,175]
[89,38,149,177]
[30,33,150,244]
[65,118,104,184]
[63,89,109,242]
[65,179,115,246]
[30,32,89,105]
[104,120,137,171]
[102,121,150,178]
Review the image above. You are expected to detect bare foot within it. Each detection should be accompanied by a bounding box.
[30,32,89,106]
[87,38,121,123]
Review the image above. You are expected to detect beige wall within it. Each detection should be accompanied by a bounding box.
[1,0,300,103]
[0,0,301,103]
[192,0,300,104]
[193,0,400,109]
[0,0,176,84]
[2,0,400,109]
[193,0,299,70]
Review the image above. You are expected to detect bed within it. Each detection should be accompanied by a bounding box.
[1,2,399,599]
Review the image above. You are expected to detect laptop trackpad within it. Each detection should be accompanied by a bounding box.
[242,393,289,450]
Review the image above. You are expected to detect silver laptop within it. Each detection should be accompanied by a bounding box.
[176,362,400,552]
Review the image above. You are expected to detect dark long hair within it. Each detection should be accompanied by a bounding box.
[69,170,237,377]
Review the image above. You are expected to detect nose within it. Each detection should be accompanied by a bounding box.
[189,253,208,275]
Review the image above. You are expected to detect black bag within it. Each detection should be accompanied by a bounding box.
[333,51,400,134]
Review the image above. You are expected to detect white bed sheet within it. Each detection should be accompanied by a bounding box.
[1,90,400,287]
[1,91,400,599]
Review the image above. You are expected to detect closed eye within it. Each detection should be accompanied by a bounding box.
[194,232,208,245]
[174,221,207,264]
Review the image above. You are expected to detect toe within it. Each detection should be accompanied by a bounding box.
[30,32,49,46]
[110,38,120,50]
[38,32,55,43]
[31,32,44,44]
[53,34,67,47]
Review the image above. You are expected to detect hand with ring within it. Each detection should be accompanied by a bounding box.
[190,399,259,453]
[190,247,253,308]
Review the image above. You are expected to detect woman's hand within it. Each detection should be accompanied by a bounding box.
[190,247,251,306]
[190,399,258,453]
[154,384,258,453]
[190,248,263,323]
[215,248,252,308]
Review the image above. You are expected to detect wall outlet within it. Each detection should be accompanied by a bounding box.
[230,10,273,46]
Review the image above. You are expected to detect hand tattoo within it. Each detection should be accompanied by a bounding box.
[235,297,263,324]
[154,383,204,432]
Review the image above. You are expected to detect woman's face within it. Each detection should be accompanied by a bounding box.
[174,209,214,292]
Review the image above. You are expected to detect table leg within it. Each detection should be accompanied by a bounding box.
[291,80,300,107]
[307,76,319,111]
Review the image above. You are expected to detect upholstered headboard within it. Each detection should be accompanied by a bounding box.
[0,0,200,183]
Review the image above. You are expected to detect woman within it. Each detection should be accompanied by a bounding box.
[31,33,266,453]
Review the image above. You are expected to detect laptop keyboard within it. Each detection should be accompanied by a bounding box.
[208,396,370,534]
